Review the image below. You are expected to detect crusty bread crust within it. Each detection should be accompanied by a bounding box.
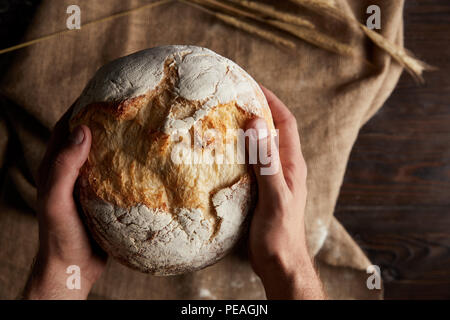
[70,45,273,275]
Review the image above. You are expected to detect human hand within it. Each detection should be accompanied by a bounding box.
[246,86,325,300]
[23,105,106,300]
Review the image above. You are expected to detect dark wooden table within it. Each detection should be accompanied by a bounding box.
[1,0,449,300]
[335,0,450,299]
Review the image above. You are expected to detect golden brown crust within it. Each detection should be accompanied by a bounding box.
[71,60,257,224]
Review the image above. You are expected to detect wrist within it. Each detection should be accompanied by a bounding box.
[257,248,325,300]
[23,252,94,300]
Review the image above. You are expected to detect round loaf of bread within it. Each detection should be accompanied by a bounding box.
[70,45,274,275]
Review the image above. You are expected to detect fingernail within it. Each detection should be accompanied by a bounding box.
[68,126,85,145]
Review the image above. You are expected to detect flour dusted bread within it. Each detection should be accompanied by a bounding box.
[70,45,274,275]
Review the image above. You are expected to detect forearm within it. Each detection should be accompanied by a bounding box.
[22,252,93,300]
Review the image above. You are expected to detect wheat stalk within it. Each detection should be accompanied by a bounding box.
[0,0,431,81]
[269,20,354,56]
[228,0,314,28]
[0,0,173,55]
[187,0,355,57]
[290,0,341,18]
[360,25,434,82]
[288,0,432,80]
[179,0,296,48]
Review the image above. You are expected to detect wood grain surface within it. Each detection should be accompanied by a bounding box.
[335,0,450,300]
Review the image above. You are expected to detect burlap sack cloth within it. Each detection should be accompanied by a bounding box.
[0,0,405,299]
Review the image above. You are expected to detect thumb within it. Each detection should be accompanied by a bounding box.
[245,118,286,196]
[42,125,91,210]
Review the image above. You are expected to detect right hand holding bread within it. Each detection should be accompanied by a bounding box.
[246,86,325,300]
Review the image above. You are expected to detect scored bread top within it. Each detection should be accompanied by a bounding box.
[70,45,273,275]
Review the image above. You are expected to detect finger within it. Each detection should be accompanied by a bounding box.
[245,117,287,197]
[38,102,78,186]
[260,85,302,153]
[260,85,306,190]
[41,125,91,214]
